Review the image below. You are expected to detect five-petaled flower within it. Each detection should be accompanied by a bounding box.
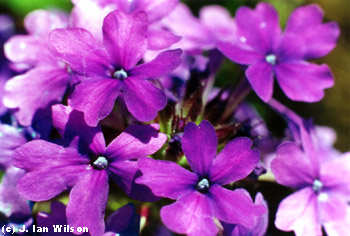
[49,10,182,126]
[137,120,266,236]
[271,121,350,236]
[218,3,339,102]
[13,104,167,236]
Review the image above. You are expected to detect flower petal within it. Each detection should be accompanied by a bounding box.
[285,4,340,59]
[136,157,197,200]
[130,49,182,80]
[136,0,179,23]
[3,66,68,126]
[318,192,347,223]
[210,137,260,185]
[245,62,274,102]
[146,27,181,50]
[105,203,140,235]
[109,160,158,201]
[275,61,334,102]
[209,185,266,228]
[13,140,89,201]
[160,191,217,236]
[271,142,316,189]
[37,201,90,236]
[235,3,281,54]
[217,41,264,65]
[0,167,31,217]
[52,104,106,155]
[222,192,269,236]
[24,10,68,37]
[69,78,121,127]
[105,123,167,161]
[199,5,237,41]
[182,120,217,177]
[49,28,110,76]
[67,170,108,236]
[4,35,53,67]
[71,0,114,41]
[0,124,27,169]
[275,187,321,236]
[324,206,350,236]
[102,10,147,70]
[320,153,350,195]
[162,3,213,51]
[122,78,166,122]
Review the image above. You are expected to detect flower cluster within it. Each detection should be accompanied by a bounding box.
[0,1,348,236]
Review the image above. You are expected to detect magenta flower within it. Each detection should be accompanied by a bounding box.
[3,10,70,126]
[271,122,350,235]
[323,206,350,236]
[50,10,182,126]
[37,202,139,236]
[13,104,167,236]
[218,3,339,102]
[222,192,269,236]
[0,167,31,219]
[137,120,265,235]
[71,0,180,49]
[161,3,236,52]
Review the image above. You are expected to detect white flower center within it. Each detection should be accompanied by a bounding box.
[196,178,210,193]
[312,179,323,193]
[93,156,108,170]
[113,69,128,80]
[265,54,277,65]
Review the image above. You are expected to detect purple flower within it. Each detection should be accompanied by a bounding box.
[222,192,269,236]
[71,0,180,49]
[13,104,167,236]
[161,3,236,52]
[137,120,265,235]
[0,124,27,170]
[49,10,182,126]
[37,201,139,236]
[0,69,11,116]
[218,3,339,102]
[323,206,350,236]
[0,167,31,218]
[271,122,350,235]
[3,10,70,126]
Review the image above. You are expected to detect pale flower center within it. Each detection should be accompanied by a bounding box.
[265,54,277,65]
[196,178,210,193]
[312,179,323,193]
[113,69,128,80]
[93,156,108,170]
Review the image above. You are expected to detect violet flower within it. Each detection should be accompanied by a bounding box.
[71,0,180,50]
[271,122,350,235]
[0,124,27,170]
[137,120,265,235]
[0,167,31,219]
[13,104,167,236]
[222,192,269,236]
[3,10,71,126]
[218,3,339,102]
[0,124,33,234]
[0,15,14,116]
[37,202,139,236]
[323,206,350,236]
[50,10,182,126]
[161,3,236,52]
